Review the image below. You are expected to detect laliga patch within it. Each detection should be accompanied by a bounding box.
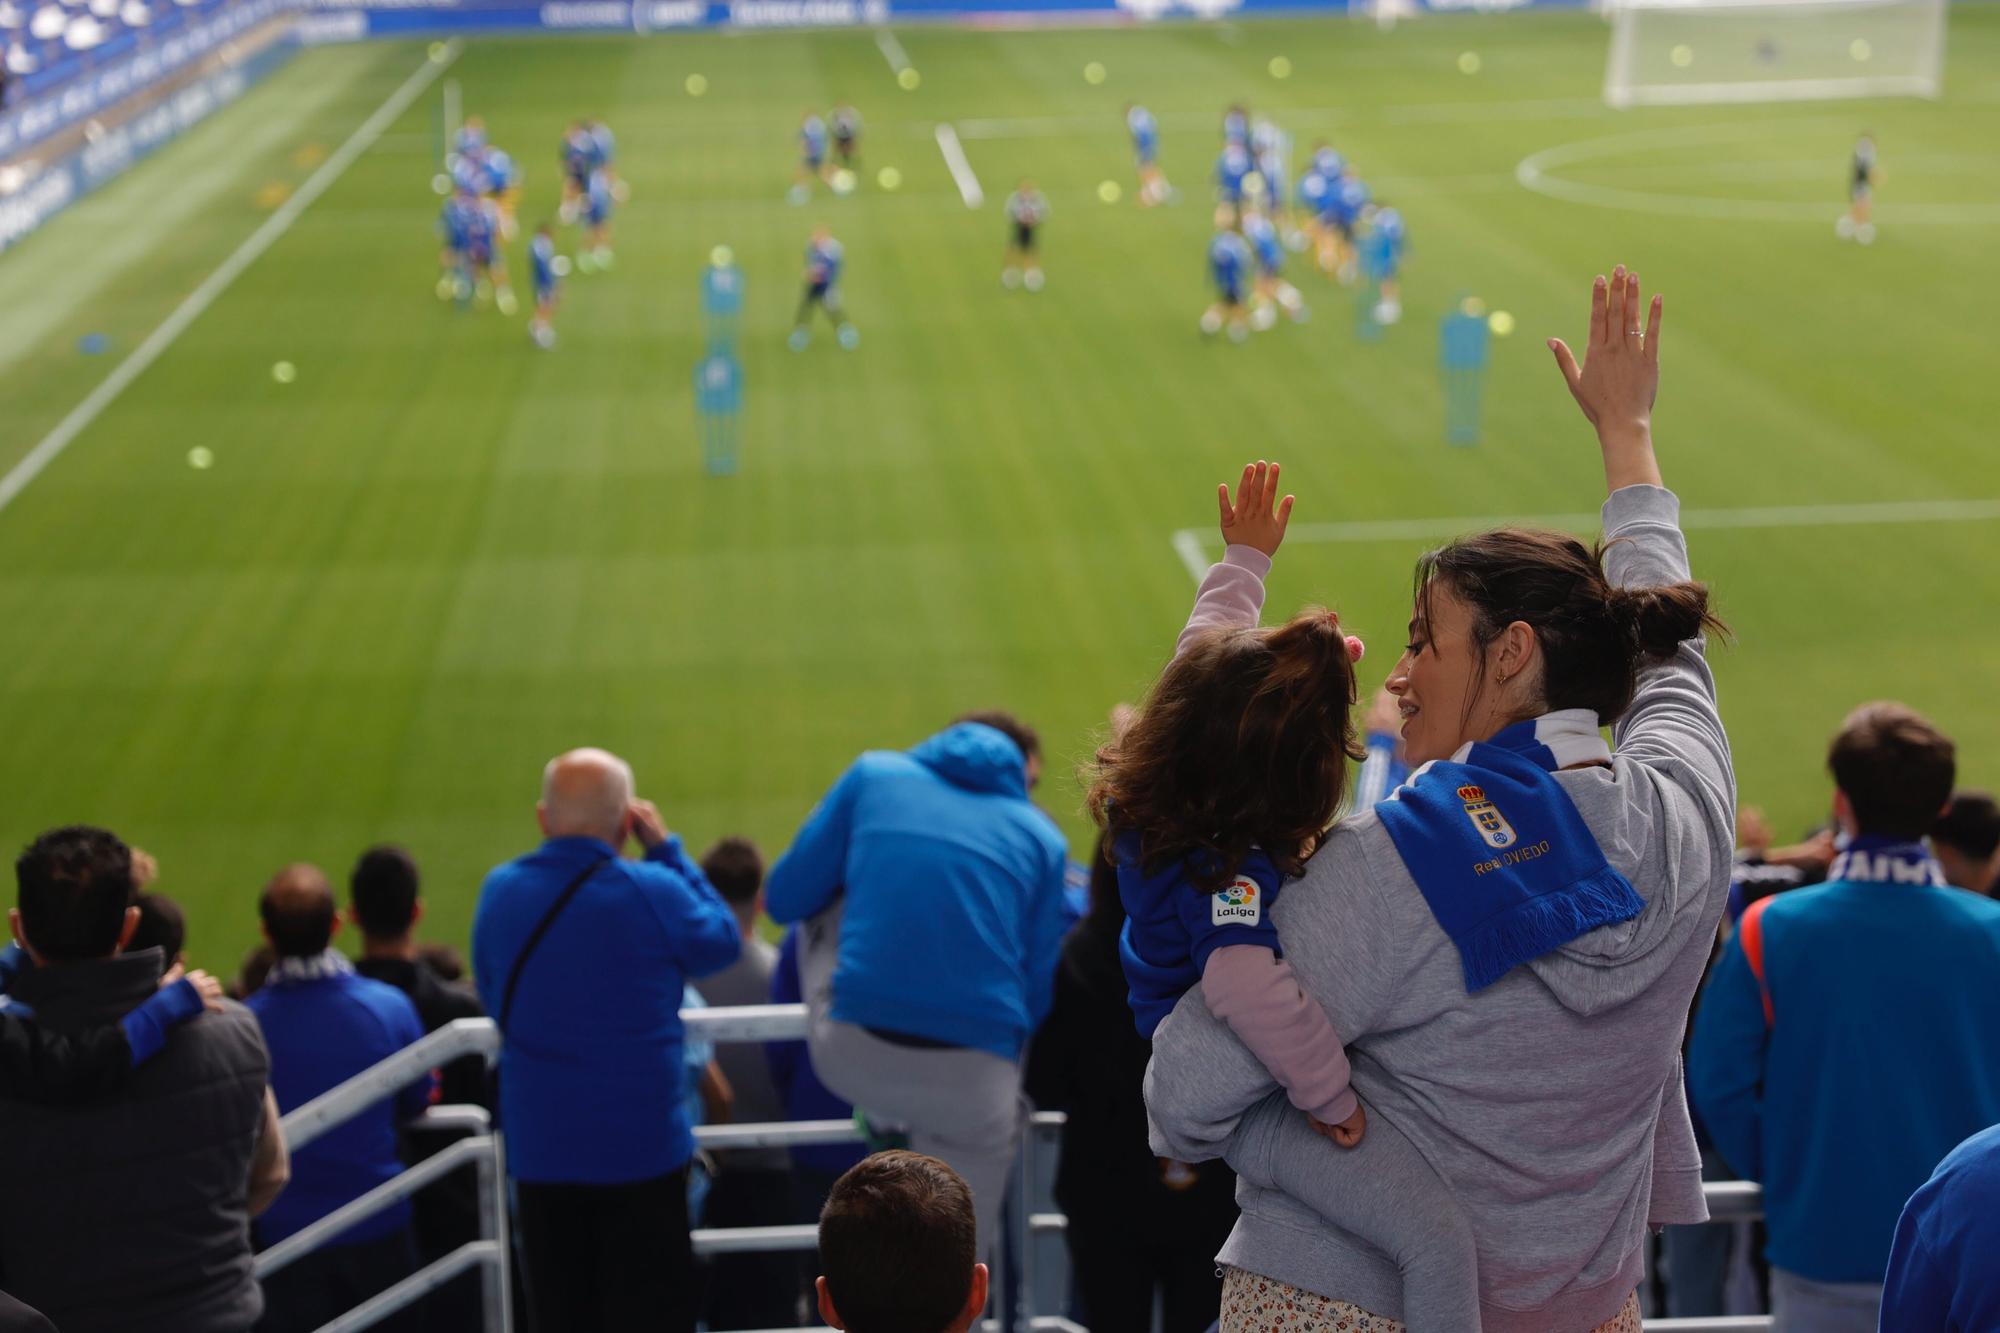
[1212,877,1262,926]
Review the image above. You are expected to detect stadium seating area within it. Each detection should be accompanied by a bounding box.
[0,0,238,108]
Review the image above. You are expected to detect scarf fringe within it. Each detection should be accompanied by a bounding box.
[1457,866,1645,993]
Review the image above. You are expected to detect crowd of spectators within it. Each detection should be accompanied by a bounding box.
[3,695,1990,1333]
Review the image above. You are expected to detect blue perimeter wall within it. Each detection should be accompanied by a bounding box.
[316,0,1562,41]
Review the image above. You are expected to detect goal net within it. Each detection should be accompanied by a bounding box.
[1602,0,1947,107]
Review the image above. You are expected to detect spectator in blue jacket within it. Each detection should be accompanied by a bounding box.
[246,863,433,1333]
[1689,703,2000,1333]
[766,713,1070,1260]
[472,747,740,1333]
[1881,1122,2000,1331]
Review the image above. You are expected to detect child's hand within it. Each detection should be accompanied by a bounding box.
[1217,460,1294,557]
[1309,1102,1367,1149]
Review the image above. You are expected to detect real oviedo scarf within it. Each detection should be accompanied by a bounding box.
[1375,710,1644,993]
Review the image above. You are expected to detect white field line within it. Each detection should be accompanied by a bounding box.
[874,28,912,75]
[1516,121,2000,225]
[0,42,463,520]
[933,123,984,208]
[1170,498,2000,581]
[1171,529,1210,584]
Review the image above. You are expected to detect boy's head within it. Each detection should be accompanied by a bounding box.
[128,892,188,967]
[953,710,1041,788]
[815,1151,987,1333]
[1827,702,1955,841]
[349,845,422,942]
[12,825,140,964]
[700,837,765,920]
[1932,791,2000,895]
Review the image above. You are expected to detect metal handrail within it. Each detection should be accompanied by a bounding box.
[280,1017,499,1152]
[268,1001,1776,1333]
[255,1135,492,1277]
[275,1007,813,1154]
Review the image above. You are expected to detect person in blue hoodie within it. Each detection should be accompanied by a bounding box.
[765,712,1070,1259]
[473,747,740,1333]
[1690,703,2000,1333]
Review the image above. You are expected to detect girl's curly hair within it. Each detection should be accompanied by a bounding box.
[1086,608,1366,891]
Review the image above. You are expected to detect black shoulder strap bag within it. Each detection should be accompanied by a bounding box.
[498,854,613,1032]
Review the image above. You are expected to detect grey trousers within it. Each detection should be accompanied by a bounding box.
[1225,1090,1482,1333]
[797,900,1026,1259]
[1771,1268,1882,1333]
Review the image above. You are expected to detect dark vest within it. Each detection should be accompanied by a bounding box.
[0,950,270,1333]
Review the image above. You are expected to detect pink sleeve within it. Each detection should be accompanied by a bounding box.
[1201,944,1358,1125]
[1174,545,1270,662]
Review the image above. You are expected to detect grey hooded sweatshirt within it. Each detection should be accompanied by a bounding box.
[1145,484,1734,1333]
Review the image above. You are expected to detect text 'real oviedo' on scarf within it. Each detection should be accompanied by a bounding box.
[1375,709,1644,993]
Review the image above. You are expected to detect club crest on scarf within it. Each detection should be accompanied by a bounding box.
[1458,784,1518,849]
[1375,711,1644,993]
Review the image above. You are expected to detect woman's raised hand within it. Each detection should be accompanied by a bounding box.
[1218,460,1295,558]
[1548,265,1665,492]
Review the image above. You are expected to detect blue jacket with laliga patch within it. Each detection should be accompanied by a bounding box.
[765,723,1071,1061]
[1116,835,1286,1039]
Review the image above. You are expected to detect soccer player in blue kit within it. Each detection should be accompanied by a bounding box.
[436,189,471,303]
[1200,207,1251,343]
[528,222,561,349]
[1126,102,1169,206]
[589,118,625,201]
[792,111,830,205]
[466,187,516,314]
[1243,207,1306,328]
[1328,164,1370,284]
[577,168,614,272]
[481,144,521,239]
[1222,103,1249,148]
[1215,141,1253,225]
[1362,203,1407,324]
[790,226,858,351]
[558,121,597,224]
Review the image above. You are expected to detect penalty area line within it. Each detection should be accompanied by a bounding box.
[0,41,465,521]
[1169,497,2000,582]
[934,123,984,209]
[873,28,912,76]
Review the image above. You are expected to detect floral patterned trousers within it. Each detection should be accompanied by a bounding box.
[1220,1267,1644,1333]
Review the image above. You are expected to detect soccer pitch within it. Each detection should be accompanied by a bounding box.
[2,11,1998,969]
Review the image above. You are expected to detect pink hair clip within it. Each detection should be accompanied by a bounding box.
[1345,635,1366,663]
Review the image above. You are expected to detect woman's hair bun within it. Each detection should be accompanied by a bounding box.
[1613,582,1717,657]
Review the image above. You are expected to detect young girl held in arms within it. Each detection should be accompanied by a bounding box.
[1090,460,1479,1333]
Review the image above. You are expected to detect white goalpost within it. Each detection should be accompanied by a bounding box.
[1602,0,1948,108]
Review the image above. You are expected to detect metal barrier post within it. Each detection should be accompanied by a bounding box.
[1015,1101,1038,1332]
[478,1128,513,1333]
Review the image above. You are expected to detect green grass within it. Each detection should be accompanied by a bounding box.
[2,13,1998,972]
